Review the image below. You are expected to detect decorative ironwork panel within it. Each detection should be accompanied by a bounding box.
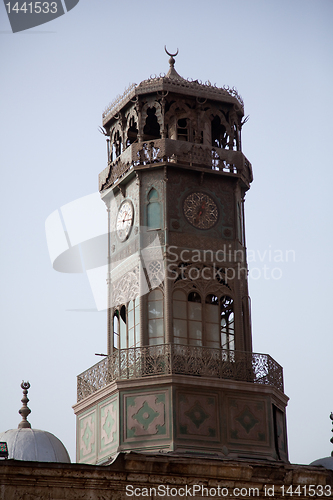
[99,139,252,191]
[101,78,244,127]
[77,344,283,402]
[77,357,110,402]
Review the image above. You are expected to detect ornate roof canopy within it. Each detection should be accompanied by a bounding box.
[102,48,244,127]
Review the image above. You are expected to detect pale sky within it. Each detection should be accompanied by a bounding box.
[1,0,332,465]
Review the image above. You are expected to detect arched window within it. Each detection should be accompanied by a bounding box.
[113,311,119,349]
[134,297,140,347]
[147,188,161,229]
[127,297,141,347]
[173,290,187,344]
[205,294,220,348]
[187,292,202,346]
[128,300,135,348]
[119,305,127,349]
[177,118,189,141]
[211,115,228,149]
[112,130,123,160]
[114,298,140,349]
[148,289,164,345]
[221,296,235,350]
[126,117,138,147]
[143,107,161,140]
[233,123,239,151]
[173,292,235,350]
[172,290,202,345]
[176,117,201,143]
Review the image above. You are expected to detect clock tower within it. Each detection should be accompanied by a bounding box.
[73,50,289,464]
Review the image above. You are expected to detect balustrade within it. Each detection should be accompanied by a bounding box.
[99,139,252,191]
[77,344,283,402]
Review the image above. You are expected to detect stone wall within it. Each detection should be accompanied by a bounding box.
[1,452,332,500]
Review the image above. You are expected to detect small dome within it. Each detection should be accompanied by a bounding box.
[0,381,70,463]
[0,428,70,463]
[310,413,333,470]
[310,456,333,470]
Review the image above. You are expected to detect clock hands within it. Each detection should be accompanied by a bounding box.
[117,201,134,241]
[195,200,206,224]
[119,210,132,224]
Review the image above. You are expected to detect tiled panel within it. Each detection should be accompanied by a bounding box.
[123,390,169,443]
[177,392,219,441]
[78,408,97,463]
[99,397,118,458]
[227,396,269,446]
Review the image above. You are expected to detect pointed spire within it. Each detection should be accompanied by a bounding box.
[18,381,31,429]
[164,46,184,80]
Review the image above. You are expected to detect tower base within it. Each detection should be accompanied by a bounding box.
[73,371,288,464]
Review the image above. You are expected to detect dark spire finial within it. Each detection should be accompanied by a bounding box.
[18,381,31,429]
[330,413,333,457]
[165,46,179,69]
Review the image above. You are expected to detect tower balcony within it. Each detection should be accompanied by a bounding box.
[77,344,283,403]
[99,139,253,193]
[74,344,288,464]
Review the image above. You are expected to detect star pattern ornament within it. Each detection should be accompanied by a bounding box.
[183,192,219,229]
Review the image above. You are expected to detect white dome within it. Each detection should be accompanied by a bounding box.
[0,428,70,463]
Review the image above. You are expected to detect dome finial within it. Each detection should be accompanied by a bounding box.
[18,381,31,429]
[165,45,179,69]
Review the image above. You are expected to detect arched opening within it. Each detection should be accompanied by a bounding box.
[211,115,228,149]
[148,289,164,345]
[112,130,123,160]
[188,292,202,346]
[220,296,235,350]
[205,294,220,348]
[114,299,141,350]
[147,188,161,229]
[127,298,141,348]
[119,305,127,349]
[126,117,138,147]
[233,123,239,151]
[143,107,161,140]
[172,290,203,345]
[177,118,189,141]
[173,290,187,344]
[113,311,119,350]
[128,300,135,348]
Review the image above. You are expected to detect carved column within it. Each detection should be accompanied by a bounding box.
[136,99,143,142]
[234,274,244,352]
[159,92,168,139]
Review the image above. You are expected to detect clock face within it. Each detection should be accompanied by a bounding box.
[117,200,134,241]
[183,192,219,229]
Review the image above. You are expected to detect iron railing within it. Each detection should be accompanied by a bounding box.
[77,344,283,402]
[99,139,253,191]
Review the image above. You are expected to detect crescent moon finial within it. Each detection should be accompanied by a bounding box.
[164,46,179,58]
